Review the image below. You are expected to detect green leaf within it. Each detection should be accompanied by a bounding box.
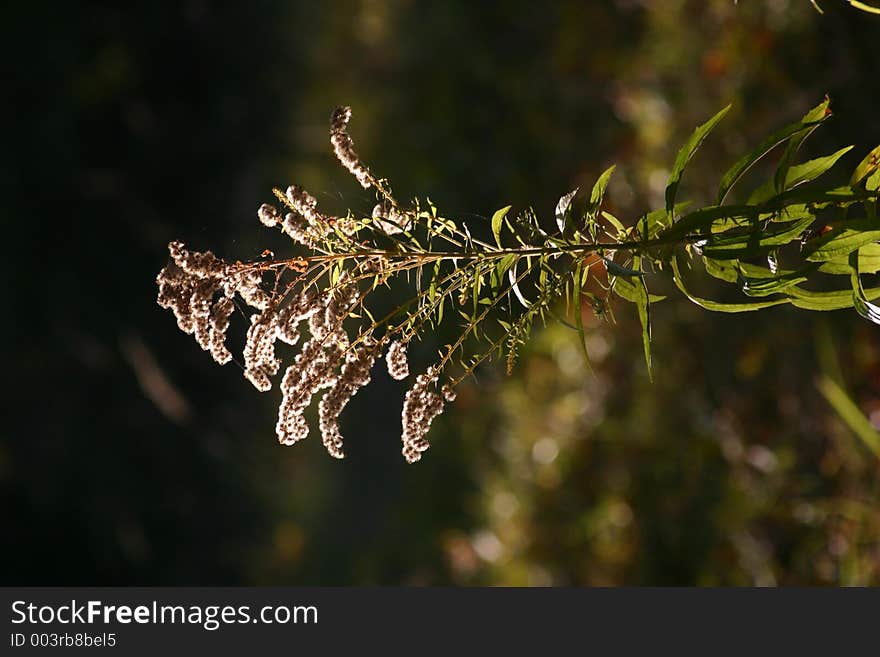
[774,98,831,195]
[785,285,878,310]
[589,165,616,211]
[661,204,755,241]
[632,256,653,381]
[849,250,880,326]
[738,264,817,297]
[851,144,880,187]
[555,189,578,233]
[603,258,645,277]
[804,218,880,262]
[818,243,880,274]
[572,261,592,372]
[703,257,739,283]
[491,205,512,249]
[786,146,855,189]
[601,211,626,237]
[644,202,692,238]
[585,165,616,239]
[750,146,854,204]
[612,276,666,303]
[717,105,830,204]
[760,186,877,212]
[671,256,789,312]
[666,104,732,217]
[701,214,815,258]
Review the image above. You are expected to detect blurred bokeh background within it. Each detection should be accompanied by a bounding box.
[2,0,879,585]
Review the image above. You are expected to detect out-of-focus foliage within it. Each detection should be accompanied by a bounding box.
[3,0,879,585]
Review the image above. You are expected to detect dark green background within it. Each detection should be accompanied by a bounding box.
[2,0,879,585]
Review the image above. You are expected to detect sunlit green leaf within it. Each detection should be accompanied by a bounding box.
[662,204,755,241]
[785,283,880,310]
[849,251,880,326]
[666,104,732,217]
[555,189,578,233]
[717,102,830,204]
[750,146,854,204]
[601,210,626,237]
[818,243,880,274]
[804,218,880,262]
[739,264,816,297]
[701,214,815,258]
[671,256,789,312]
[572,261,592,372]
[774,98,831,195]
[631,256,653,380]
[603,258,645,277]
[491,205,512,249]
[851,144,880,187]
[703,257,739,283]
[613,277,666,303]
[589,165,616,212]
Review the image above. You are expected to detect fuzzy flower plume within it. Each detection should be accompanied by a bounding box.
[275,276,363,454]
[157,241,233,365]
[330,106,373,190]
[372,202,407,235]
[318,337,379,458]
[157,107,466,464]
[282,186,355,243]
[401,366,447,463]
[385,340,410,380]
[257,203,280,228]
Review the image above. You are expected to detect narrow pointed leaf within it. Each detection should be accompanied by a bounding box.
[739,264,816,297]
[491,205,512,249]
[774,98,831,194]
[555,188,578,233]
[671,256,789,312]
[717,110,829,204]
[662,204,755,241]
[603,258,646,277]
[613,276,667,303]
[786,284,880,310]
[601,210,627,237]
[572,261,592,372]
[703,257,739,283]
[666,104,732,216]
[851,144,880,187]
[632,255,653,380]
[818,243,880,274]
[701,214,815,258]
[849,251,880,326]
[589,165,616,211]
[804,218,880,262]
[750,146,854,204]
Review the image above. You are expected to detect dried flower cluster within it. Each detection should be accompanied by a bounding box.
[157,241,261,366]
[400,366,444,463]
[158,100,880,464]
[385,340,410,380]
[156,107,460,462]
[330,106,373,190]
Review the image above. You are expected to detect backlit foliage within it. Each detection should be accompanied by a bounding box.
[157,100,880,462]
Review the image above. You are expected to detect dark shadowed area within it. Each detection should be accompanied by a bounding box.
[2,0,879,585]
